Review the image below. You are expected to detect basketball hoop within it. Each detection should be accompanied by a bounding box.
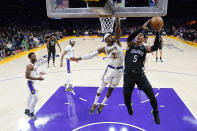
[99,16,126,34]
[99,16,115,34]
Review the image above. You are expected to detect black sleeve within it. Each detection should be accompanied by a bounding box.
[151,32,160,52]
[127,27,143,42]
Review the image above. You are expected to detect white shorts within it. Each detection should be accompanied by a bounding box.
[102,66,123,87]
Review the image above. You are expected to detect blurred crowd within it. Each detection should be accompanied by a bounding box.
[0,16,196,59]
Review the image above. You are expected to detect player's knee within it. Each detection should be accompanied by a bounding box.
[97,82,107,94]
[97,88,103,94]
[109,83,116,88]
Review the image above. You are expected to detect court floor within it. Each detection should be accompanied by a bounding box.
[0,36,197,131]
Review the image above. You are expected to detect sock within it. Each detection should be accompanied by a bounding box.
[30,94,38,113]
[66,84,70,89]
[101,97,109,105]
[94,95,100,105]
[27,95,33,110]
[65,73,71,89]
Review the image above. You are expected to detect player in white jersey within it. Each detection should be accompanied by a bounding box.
[70,17,123,114]
[25,52,46,118]
[60,39,75,92]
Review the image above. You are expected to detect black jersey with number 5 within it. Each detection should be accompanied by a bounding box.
[125,44,146,73]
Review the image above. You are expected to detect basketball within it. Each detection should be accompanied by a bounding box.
[150,16,164,30]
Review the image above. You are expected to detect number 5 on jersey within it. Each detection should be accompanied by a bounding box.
[133,55,138,62]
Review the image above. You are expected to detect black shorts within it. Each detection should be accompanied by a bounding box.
[158,44,162,50]
[124,71,151,90]
[49,49,56,53]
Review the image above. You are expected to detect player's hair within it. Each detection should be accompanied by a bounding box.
[142,32,147,39]
[28,52,35,58]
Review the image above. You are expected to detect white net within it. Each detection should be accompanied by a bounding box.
[99,17,115,34]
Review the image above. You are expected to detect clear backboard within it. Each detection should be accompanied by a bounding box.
[46,0,168,18]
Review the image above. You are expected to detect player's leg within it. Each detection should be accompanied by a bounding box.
[29,93,39,119]
[97,84,114,114]
[26,81,37,118]
[98,70,122,114]
[137,73,160,124]
[52,50,56,66]
[25,94,32,116]
[89,81,107,114]
[123,72,135,115]
[143,87,160,124]
[159,49,162,62]
[89,67,110,114]
[48,50,51,67]
[155,50,158,62]
[65,59,73,92]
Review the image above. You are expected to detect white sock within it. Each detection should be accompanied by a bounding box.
[27,95,33,110]
[65,73,71,89]
[101,97,109,105]
[94,95,100,105]
[30,93,38,113]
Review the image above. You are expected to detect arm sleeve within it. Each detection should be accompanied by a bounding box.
[127,27,143,42]
[81,51,99,60]
[151,32,160,52]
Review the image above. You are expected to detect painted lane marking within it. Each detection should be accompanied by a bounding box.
[79,97,88,102]
[72,121,146,131]
[160,105,165,108]
[72,90,76,95]
[140,93,159,104]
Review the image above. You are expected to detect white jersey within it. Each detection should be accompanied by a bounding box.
[27,63,38,82]
[64,45,74,59]
[105,42,124,67]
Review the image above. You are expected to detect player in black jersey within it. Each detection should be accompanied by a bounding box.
[155,34,164,62]
[123,19,161,125]
[47,35,61,67]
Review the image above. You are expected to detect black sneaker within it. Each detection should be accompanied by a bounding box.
[25,109,30,116]
[89,104,97,114]
[97,104,104,114]
[28,112,37,119]
[151,110,160,125]
[127,103,133,115]
[156,57,158,62]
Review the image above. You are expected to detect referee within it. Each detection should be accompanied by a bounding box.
[123,19,161,124]
[47,35,61,67]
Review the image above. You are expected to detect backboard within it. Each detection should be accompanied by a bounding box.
[46,0,168,18]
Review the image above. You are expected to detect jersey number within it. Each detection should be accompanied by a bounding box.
[133,55,138,63]
[112,53,118,59]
